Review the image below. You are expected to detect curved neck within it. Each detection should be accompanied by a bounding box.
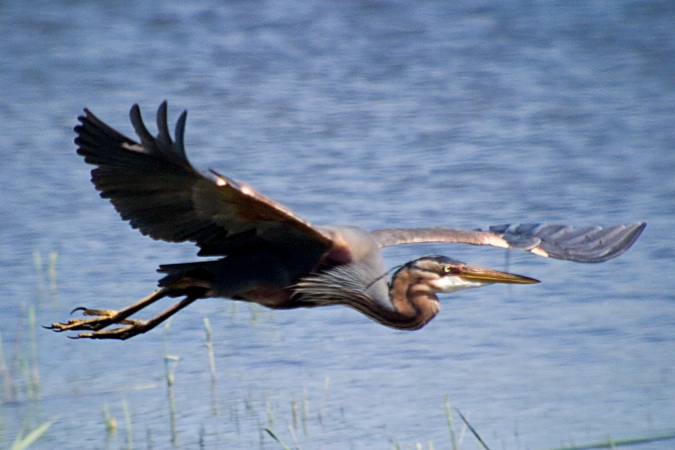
[383,267,441,330]
[333,267,441,330]
[293,265,440,331]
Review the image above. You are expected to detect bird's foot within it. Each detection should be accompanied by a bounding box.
[68,320,150,340]
[48,291,199,340]
[47,307,119,330]
[45,307,146,339]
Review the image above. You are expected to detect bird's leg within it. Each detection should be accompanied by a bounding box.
[47,287,172,334]
[71,295,200,340]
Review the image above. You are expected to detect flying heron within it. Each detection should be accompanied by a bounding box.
[48,102,646,340]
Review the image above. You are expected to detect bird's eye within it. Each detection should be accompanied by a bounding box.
[443,265,460,274]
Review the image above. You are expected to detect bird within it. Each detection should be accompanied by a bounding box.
[48,101,646,340]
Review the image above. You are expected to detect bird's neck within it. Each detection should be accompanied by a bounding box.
[385,270,441,330]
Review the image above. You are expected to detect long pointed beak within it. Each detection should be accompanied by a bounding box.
[458,265,539,285]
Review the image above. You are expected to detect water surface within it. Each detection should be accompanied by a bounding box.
[0,1,673,448]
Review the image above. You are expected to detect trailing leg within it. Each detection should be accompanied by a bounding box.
[68,295,200,340]
[47,280,209,339]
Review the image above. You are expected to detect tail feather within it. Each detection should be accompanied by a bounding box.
[157,261,214,288]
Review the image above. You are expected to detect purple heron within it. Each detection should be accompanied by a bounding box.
[48,102,645,340]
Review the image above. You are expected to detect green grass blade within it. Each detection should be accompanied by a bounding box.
[10,421,52,450]
[457,409,491,450]
[444,396,458,450]
[550,431,675,450]
[264,428,291,450]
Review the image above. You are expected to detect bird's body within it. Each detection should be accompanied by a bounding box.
[49,102,645,340]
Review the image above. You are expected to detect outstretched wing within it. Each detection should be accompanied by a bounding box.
[75,101,333,256]
[371,222,646,263]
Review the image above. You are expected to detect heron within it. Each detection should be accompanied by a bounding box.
[48,102,646,340]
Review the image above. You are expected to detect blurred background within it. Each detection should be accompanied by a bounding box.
[0,1,673,448]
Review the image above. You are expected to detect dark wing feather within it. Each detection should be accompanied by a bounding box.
[371,222,645,263]
[75,101,333,256]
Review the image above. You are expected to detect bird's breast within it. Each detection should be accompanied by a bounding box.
[236,288,294,309]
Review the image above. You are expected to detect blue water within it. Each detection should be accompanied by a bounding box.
[1,1,674,448]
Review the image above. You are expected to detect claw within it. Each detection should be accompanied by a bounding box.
[75,325,145,340]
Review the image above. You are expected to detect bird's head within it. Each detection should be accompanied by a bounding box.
[401,255,539,293]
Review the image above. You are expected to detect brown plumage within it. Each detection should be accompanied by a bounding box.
[48,102,645,340]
